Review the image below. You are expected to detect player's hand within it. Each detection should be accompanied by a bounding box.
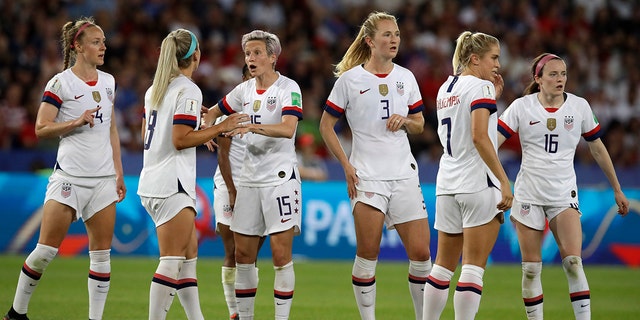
[497,181,513,212]
[116,175,127,202]
[204,139,218,152]
[75,106,101,128]
[219,113,249,133]
[386,114,406,132]
[344,163,358,199]
[492,74,504,100]
[615,190,630,216]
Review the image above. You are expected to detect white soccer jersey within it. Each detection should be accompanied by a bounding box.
[138,75,202,199]
[498,92,602,205]
[435,75,499,195]
[213,115,246,189]
[218,72,303,187]
[324,64,424,180]
[42,69,116,177]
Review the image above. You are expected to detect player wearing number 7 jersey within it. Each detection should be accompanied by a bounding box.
[320,11,432,320]
[497,53,629,320]
[424,31,512,320]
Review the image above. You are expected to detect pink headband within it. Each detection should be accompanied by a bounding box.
[534,54,560,77]
[71,22,92,49]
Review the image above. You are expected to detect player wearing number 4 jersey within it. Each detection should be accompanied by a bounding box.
[3,17,126,320]
[497,53,629,320]
[203,30,302,320]
[138,28,247,320]
[424,31,513,320]
[320,12,432,320]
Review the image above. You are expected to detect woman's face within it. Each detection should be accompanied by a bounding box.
[244,40,276,77]
[536,59,567,96]
[368,19,400,61]
[76,26,106,66]
[476,44,501,82]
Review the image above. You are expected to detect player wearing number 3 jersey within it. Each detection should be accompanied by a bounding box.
[320,12,432,320]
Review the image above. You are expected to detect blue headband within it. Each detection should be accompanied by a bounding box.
[182,31,197,60]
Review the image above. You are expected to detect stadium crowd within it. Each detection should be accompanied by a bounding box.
[0,0,638,168]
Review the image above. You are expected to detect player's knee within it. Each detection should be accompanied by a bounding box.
[562,255,583,276]
[522,261,542,280]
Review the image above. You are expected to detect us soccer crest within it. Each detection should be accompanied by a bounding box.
[266,96,276,112]
[106,88,113,102]
[379,84,388,96]
[547,118,556,131]
[564,115,574,130]
[92,91,101,103]
[520,203,530,216]
[253,100,261,112]
[396,82,404,95]
[61,183,72,198]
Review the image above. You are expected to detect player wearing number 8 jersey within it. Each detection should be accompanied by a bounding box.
[423,31,513,320]
[138,28,247,320]
[320,12,432,320]
[203,30,302,320]
[497,53,629,320]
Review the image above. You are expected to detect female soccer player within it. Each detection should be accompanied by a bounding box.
[203,30,303,320]
[138,28,247,320]
[497,53,630,320]
[3,17,126,320]
[423,31,513,320]
[319,11,432,320]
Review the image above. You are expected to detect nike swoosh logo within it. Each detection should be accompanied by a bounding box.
[243,102,250,106]
[29,283,36,286]
[281,218,291,223]
[97,285,109,288]
[529,120,540,125]
[359,88,370,94]
[361,289,374,294]
[276,302,286,305]
[581,304,589,307]
[75,95,84,99]
[527,310,535,314]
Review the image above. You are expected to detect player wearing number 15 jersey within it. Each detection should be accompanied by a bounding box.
[203,30,302,320]
[320,12,431,320]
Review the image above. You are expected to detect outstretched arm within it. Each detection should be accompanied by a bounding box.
[587,138,629,215]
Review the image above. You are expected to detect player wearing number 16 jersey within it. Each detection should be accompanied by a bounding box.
[497,53,629,320]
[320,12,431,320]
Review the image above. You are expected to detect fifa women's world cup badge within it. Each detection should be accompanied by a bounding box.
[379,84,388,96]
[546,118,556,131]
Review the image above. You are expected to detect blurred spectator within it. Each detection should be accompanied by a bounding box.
[0,0,638,170]
[296,133,328,181]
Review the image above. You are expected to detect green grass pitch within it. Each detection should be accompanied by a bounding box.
[0,255,638,319]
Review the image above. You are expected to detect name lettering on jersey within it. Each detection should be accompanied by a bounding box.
[564,115,574,130]
[482,85,494,98]
[253,100,261,112]
[291,92,301,107]
[92,91,101,103]
[185,98,198,115]
[436,95,460,110]
[547,118,556,131]
[396,82,404,95]
[379,84,389,96]
[267,96,276,112]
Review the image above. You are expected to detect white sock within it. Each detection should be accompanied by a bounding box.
[222,266,238,317]
[235,263,258,320]
[522,262,543,319]
[177,258,204,320]
[408,259,432,320]
[352,256,377,320]
[453,264,484,320]
[562,256,590,320]
[88,249,111,320]
[149,256,184,320]
[12,243,58,314]
[274,261,295,320]
[423,264,453,320]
